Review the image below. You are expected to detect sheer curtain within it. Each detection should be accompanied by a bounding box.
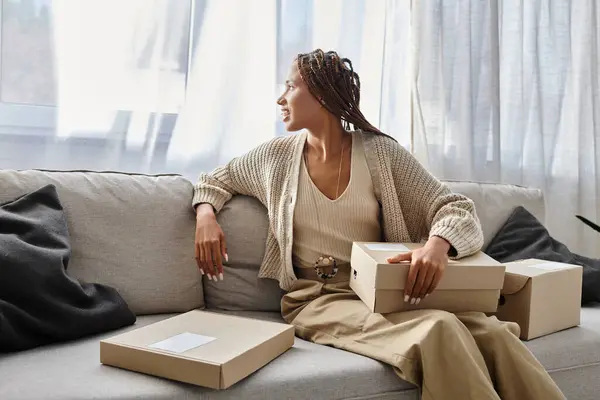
[0,0,191,173]
[0,0,407,178]
[411,0,600,258]
[169,0,401,177]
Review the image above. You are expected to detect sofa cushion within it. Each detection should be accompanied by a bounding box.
[444,180,545,249]
[0,312,416,400]
[531,305,600,400]
[205,196,284,311]
[0,170,203,315]
[524,305,600,372]
[485,206,600,304]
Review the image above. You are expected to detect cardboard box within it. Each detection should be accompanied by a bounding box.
[100,310,295,389]
[349,242,505,314]
[495,258,582,340]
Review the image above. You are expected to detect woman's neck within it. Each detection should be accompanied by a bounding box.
[305,120,349,162]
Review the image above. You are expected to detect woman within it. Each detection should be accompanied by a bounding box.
[193,49,565,400]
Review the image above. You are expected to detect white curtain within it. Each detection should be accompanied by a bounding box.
[0,0,191,172]
[0,0,404,176]
[411,0,600,258]
[53,0,189,141]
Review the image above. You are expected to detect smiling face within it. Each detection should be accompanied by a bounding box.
[276,62,326,132]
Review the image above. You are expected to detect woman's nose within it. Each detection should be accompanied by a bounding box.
[276,93,285,105]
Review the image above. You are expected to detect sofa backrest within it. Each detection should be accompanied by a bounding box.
[207,180,546,312]
[0,169,545,315]
[205,196,285,312]
[445,180,545,249]
[0,170,203,315]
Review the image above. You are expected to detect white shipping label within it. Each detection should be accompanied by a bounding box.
[365,243,410,252]
[532,262,571,271]
[148,332,216,353]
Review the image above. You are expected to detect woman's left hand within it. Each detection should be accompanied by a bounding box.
[386,236,451,305]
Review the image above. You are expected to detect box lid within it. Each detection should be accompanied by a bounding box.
[502,273,531,295]
[501,259,582,295]
[352,242,505,290]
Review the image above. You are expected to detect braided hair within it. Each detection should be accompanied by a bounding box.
[296,49,396,141]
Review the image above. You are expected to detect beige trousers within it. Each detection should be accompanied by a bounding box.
[282,272,566,400]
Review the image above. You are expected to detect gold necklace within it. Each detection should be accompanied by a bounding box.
[303,136,346,279]
[335,139,345,199]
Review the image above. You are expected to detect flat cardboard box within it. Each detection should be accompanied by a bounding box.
[100,310,295,389]
[350,242,506,314]
[495,258,582,340]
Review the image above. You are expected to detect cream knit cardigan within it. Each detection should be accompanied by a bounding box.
[192,131,484,291]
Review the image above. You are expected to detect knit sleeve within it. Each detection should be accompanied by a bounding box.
[192,140,273,213]
[388,141,484,258]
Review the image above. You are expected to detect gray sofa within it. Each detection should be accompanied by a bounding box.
[0,169,599,400]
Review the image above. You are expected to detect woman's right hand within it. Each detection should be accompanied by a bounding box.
[195,204,227,281]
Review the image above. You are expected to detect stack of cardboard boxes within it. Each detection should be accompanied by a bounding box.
[99,242,583,389]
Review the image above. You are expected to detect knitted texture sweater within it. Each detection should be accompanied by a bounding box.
[192,130,484,291]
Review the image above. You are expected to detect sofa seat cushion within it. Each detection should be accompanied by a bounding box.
[524,305,600,371]
[0,169,203,315]
[2,308,599,400]
[523,305,600,400]
[0,312,415,400]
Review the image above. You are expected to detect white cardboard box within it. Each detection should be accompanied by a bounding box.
[350,242,506,314]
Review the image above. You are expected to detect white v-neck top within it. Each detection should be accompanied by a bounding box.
[292,132,382,270]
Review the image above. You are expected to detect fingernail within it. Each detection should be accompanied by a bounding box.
[219,273,224,281]
[415,298,421,305]
[200,269,205,275]
[425,294,429,298]
[404,295,410,303]
[212,275,218,282]
[410,298,416,305]
[225,253,229,262]
[206,274,212,280]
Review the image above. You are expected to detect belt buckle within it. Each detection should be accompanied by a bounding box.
[314,256,338,279]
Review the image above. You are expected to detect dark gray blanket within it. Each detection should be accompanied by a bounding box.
[0,184,135,353]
